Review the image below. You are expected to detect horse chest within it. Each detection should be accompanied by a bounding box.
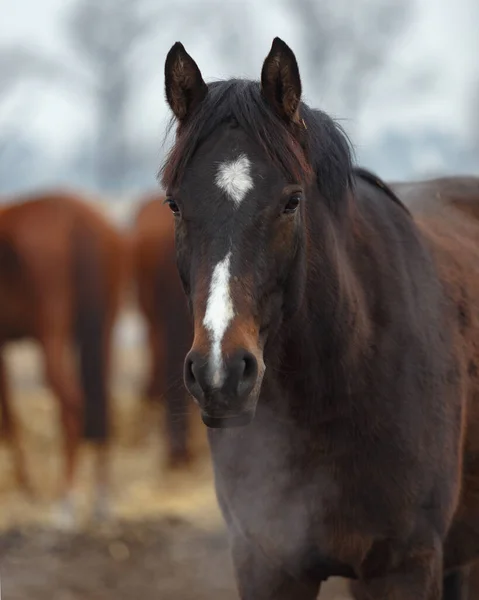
[208,413,431,580]
[208,425,377,578]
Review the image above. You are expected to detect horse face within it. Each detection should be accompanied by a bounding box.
[163,39,308,428]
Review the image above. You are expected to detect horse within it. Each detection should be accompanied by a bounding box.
[160,37,479,599]
[129,192,193,467]
[349,175,479,600]
[390,175,479,219]
[0,189,125,525]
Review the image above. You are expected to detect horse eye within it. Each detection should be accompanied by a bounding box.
[283,193,302,214]
[165,197,180,215]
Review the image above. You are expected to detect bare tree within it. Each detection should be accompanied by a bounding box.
[288,0,412,132]
[0,49,69,101]
[0,0,263,191]
[0,50,68,189]
[64,0,166,190]
[0,0,169,191]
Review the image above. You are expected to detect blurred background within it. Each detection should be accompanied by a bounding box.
[0,0,477,599]
[1,0,478,198]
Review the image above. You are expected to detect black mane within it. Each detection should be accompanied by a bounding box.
[354,166,411,216]
[161,79,354,205]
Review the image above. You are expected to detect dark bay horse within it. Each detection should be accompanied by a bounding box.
[350,174,479,600]
[129,192,193,467]
[0,190,125,525]
[161,37,479,599]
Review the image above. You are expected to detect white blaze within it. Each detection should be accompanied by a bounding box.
[204,154,253,385]
[203,252,234,386]
[215,154,253,205]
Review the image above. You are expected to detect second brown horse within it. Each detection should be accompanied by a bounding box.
[129,193,193,467]
[0,189,124,525]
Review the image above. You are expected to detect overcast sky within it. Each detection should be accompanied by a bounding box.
[0,0,477,163]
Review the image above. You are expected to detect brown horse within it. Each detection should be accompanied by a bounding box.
[0,189,125,525]
[160,37,479,599]
[129,192,193,467]
[350,173,479,600]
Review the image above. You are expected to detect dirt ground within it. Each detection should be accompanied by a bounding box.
[0,310,351,599]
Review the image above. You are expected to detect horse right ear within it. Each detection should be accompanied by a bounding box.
[261,37,302,124]
[164,42,208,123]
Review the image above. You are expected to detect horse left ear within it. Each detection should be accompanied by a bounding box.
[164,42,208,123]
[261,37,302,124]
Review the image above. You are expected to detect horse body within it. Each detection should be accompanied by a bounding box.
[162,37,479,598]
[392,176,479,219]
[399,178,479,589]
[209,171,473,595]
[0,190,125,523]
[130,193,193,466]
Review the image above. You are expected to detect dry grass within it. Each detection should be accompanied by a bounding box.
[0,307,351,599]
[0,310,215,530]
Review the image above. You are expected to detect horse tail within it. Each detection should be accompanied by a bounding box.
[72,220,109,443]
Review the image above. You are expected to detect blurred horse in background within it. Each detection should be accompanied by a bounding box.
[129,192,193,468]
[0,190,125,526]
[391,175,479,220]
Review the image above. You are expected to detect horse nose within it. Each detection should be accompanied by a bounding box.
[223,349,258,399]
[184,348,258,409]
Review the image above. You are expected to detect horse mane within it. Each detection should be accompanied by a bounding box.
[353,167,412,216]
[160,79,354,206]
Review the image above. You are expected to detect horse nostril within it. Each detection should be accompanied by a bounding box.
[184,352,204,401]
[243,353,257,379]
[185,348,259,406]
[185,357,195,383]
[237,351,258,398]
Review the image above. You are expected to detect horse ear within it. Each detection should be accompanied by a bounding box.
[261,37,302,124]
[164,42,208,123]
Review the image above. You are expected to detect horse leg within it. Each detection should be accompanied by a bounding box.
[443,566,470,600]
[165,390,192,469]
[354,536,443,600]
[42,334,82,528]
[351,566,469,600]
[230,537,320,600]
[91,441,109,522]
[145,321,164,402]
[164,308,192,470]
[441,493,479,598]
[148,315,191,468]
[0,348,32,495]
[90,311,115,523]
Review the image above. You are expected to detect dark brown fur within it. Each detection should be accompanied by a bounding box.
[0,190,125,516]
[347,177,479,600]
[162,38,479,599]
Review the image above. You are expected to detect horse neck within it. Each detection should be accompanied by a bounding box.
[267,196,374,420]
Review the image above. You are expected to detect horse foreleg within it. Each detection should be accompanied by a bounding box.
[230,536,320,600]
[90,308,117,523]
[164,389,192,469]
[91,442,110,522]
[147,316,193,468]
[443,566,470,600]
[145,320,165,402]
[355,534,443,600]
[0,348,32,496]
[43,335,82,529]
[352,565,470,600]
